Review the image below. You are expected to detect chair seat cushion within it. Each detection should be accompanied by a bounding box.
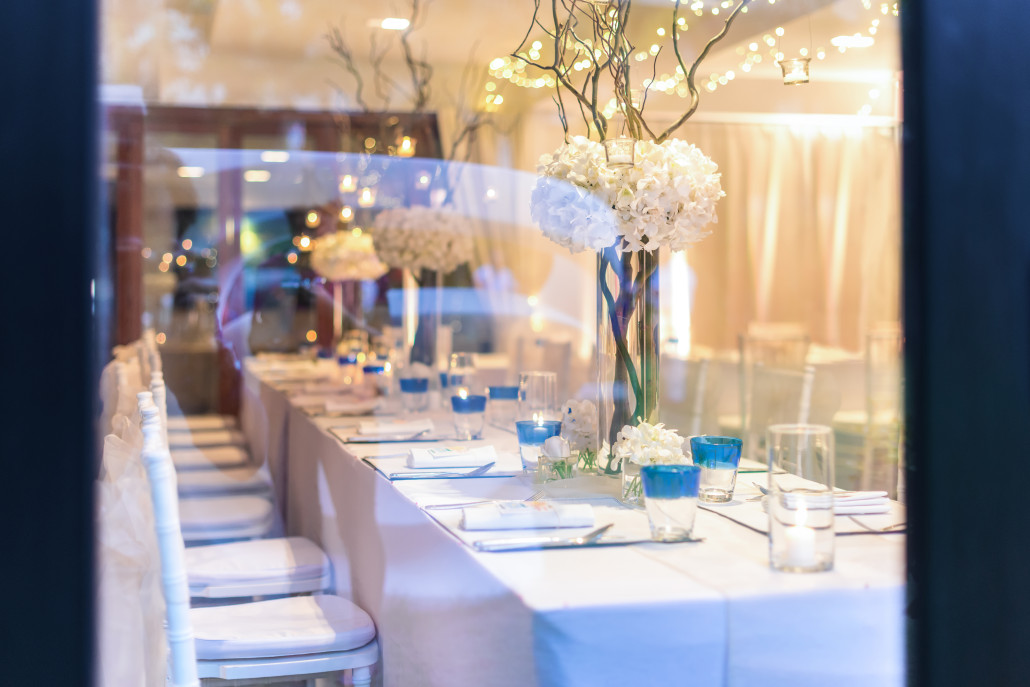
[177,466,270,496]
[167,414,238,432]
[191,595,376,660]
[179,495,274,532]
[172,445,251,471]
[169,428,247,449]
[185,537,328,586]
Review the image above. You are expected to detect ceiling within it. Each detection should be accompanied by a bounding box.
[101,0,900,116]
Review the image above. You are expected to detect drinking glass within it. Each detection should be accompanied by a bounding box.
[448,352,478,393]
[690,435,743,503]
[517,371,559,422]
[641,464,701,541]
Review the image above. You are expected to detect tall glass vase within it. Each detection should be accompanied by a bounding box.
[596,247,660,504]
[408,268,443,366]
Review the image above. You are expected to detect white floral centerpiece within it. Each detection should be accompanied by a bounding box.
[372,205,475,365]
[309,231,389,282]
[533,134,723,492]
[371,206,474,274]
[614,421,688,503]
[513,0,746,502]
[532,135,723,255]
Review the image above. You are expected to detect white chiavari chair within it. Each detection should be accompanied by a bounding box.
[138,398,378,686]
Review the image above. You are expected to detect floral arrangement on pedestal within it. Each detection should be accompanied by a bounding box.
[518,0,748,502]
[372,205,475,365]
[309,230,389,351]
[310,230,389,282]
[615,421,688,504]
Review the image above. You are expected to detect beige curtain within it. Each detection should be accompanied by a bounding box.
[675,119,901,352]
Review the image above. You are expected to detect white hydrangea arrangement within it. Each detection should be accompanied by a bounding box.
[562,399,599,453]
[613,420,688,502]
[309,231,389,282]
[532,135,724,254]
[372,205,475,274]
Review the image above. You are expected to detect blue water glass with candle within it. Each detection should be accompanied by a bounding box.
[641,465,702,541]
[451,393,487,440]
[690,435,743,503]
[515,420,563,474]
[488,385,519,428]
[399,377,430,412]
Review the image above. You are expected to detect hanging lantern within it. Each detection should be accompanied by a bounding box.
[603,112,636,168]
[779,57,811,85]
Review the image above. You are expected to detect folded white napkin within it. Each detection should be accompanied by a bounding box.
[323,398,379,415]
[407,445,497,468]
[776,490,891,516]
[834,490,890,515]
[461,502,595,531]
[358,418,434,436]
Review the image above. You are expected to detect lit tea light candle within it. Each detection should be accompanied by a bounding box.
[397,136,416,157]
[783,506,817,568]
[357,187,376,207]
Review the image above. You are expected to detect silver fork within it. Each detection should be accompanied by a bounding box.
[848,516,907,533]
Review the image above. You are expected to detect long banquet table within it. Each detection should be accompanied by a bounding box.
[240,358,905,687]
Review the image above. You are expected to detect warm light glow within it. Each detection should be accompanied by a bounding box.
[397,136,416,157]
[339,174,357,193]
[287,252,298,264]
[158,262,169,273]
[155,332,166,344]
[351,226,363,237]
[175,255,187,267]
[416,173,431,189]
[458,388,469,400]
[177,166,204,178]
[260,150,290,163]
[380,17,410,30]
[357,187,376,207]
[485,187,497,200]
[181,239,192,250]
[305,211,320,228]
[299,235,311,249]
[830,34,875,49]
[305,329,318,343]
[339,206,354,222]
[527,294,539,307]
[356,352,367,364]
[161,252,173,263]
[141,247,152,259]
[244,169,271,182]
[364,137,376,149]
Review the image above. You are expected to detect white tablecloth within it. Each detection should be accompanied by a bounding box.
[243,359,905,687]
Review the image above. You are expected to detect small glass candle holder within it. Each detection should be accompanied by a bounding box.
[451,393,487,440]
[778,57,811,85]
[488,385,519,428]
[641,464,701,542]
[768,490,835,572]
[766,424,836,573]
[690,435,743,503]
[515,420,563,474]
[399,377,430,412]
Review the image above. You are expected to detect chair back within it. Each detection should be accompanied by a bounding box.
[660,357,721,438]
[863,323,904,495]
[137,392,200,687]
[745,364,840,468]
[150,370,171,449]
